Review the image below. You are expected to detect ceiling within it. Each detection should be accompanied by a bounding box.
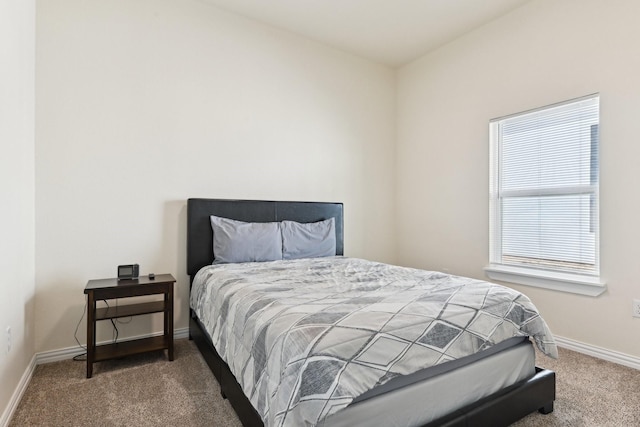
[200,0,532,67]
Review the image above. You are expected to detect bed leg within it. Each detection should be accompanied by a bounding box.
[189,311,195,340]
[539,402,554,414]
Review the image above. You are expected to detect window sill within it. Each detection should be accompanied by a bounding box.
[484,264,606,297]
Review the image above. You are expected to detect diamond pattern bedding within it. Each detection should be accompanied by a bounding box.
[190,257,557,427]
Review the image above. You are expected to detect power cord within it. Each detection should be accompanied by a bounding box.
[101,299,119,343]
[114,298,133,326]
[73,299,87,361]
[106,299,134,339]
[73,297,134,361]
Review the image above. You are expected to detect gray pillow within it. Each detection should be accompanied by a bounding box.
[210,215,283,263]
[281,218,336,260]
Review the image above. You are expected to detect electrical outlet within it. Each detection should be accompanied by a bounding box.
[6,326,11,353]
[633,300,640,318]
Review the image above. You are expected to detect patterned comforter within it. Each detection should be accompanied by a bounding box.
[190,257,557,427]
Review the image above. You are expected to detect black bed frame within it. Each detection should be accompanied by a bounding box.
[187,198,556,427]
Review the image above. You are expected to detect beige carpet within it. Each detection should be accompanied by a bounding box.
[513,346,640,427]
[10,339,242,427]
[9,339,640,426]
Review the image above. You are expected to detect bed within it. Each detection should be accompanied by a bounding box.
[187,198,557,427]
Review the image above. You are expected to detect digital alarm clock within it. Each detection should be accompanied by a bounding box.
[117,264,139,280]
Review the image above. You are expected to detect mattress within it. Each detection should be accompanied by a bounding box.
[322,337,535,426]
[190,257,557,427]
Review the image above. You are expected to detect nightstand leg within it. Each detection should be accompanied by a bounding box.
[86,292,96,378]
[166,284,174,361]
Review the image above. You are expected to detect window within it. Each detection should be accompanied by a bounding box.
[485,94,605,296]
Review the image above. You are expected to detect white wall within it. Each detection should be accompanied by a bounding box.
[35,0,396,352]
[397,0,640,357]
[0,0,36,422]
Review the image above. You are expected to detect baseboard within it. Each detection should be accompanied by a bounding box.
[0,354,36,427]
[36,327,190,364]
[555,335,640,370]
[38,331,639,370]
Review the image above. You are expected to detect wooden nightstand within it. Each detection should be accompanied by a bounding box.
[84,274,175,378]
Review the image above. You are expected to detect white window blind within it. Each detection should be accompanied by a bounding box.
[489,94,600,280]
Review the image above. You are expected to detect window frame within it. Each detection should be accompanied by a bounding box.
[485,94,605,296]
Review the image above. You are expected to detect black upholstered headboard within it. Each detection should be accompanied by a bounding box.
[187,198,344,277]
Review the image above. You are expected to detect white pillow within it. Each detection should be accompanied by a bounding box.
[210,215,282,263]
